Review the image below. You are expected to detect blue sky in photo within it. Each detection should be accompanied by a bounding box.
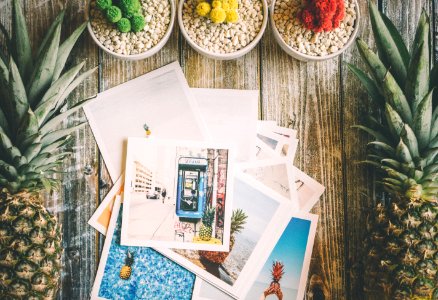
[256,217,311,289]
[233,178,279,242]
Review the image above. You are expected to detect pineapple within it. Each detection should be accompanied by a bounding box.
[348,2,438,299]
[0,1,96,299]
[119,251,134,280]
[199,207,215,241]
[199,208,247,264]
[262,261,285,300]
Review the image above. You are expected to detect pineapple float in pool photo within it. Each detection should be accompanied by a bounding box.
[0,0,96,298]
[348,2,438,299]
[120,251,135,280]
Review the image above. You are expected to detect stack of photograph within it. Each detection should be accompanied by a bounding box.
[85,62,325,300]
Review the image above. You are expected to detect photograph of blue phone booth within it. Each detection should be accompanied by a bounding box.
[176,157,208,219]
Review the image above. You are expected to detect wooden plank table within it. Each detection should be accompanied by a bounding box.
[0,0,435,299]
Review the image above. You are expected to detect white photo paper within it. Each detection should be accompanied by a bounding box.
[255,140,324,211]
[237,158,299,209]
[294,167,325,212]
[193,88,258,162]
[83,62,209,181]
[90,196,196,300]
[121,138,234,251]
[257,128,298,161]
[157,173,293,298]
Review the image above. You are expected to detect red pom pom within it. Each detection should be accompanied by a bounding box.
[299,0,345,32]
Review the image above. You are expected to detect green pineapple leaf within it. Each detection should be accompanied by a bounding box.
[0,52,9,87]
[431,107,438,140]
[23,143,42,162]
[7,57,28,130]
[430,135,438,148]
[358,160,381,168]
[383,167,409,182]
[40,136,71,154]
[356,38,412,124]
[385,103,404,139]
[27,15,62,106]
[347,63,384,108]
[40,122,86,147]
[413,89,433,151]
[16,108,39,148]
[40,98,92,135]
[52,67,98,113]
[352,125,391,144]
[406,10,430,114]
[395,139,413,165]
[423,148,438,166]
[424,164,438,175]
[0,107,10,137]
[19,132,41,154]
[0,159,18,180]
[381,159,407,173]
[382,177,404,187]
[40,177,52,193]
[36,10,65,61]
[11,0,33,80]
[368,1,409,87]
[34,61,85,126]
[52,22,88,82]
[400,124,419,159]
[34,162,62,173]
[367,141,396,157]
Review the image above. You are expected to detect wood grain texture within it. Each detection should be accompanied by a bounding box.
[341,1,374,299]
[0,0,436,299]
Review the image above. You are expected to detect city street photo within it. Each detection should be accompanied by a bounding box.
[121,138,234,251]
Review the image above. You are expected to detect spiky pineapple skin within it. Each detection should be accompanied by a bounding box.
[364,200,438,299]
[119,266,132,280]
[199,224,212,241]
[0,191,62,299]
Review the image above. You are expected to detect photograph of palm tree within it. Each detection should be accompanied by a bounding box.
[245,216,316,300]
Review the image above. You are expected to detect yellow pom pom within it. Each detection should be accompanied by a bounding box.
[221,1,230,10]
[211,0,221,8]
[226,9,239,23]
[229,0,238,9]
[209,7,227,23]
[196,2,211,17]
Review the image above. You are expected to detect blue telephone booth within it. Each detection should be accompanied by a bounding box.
[176,157,208,219]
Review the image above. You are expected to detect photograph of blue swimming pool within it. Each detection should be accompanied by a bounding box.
[97,203,195,299]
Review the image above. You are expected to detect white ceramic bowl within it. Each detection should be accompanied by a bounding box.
[178,0,268,60]
[87,0,175,60]
[270,0,359,62]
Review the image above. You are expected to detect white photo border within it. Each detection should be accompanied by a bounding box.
[121,137,235,251]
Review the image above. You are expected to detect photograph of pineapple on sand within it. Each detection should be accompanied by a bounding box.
[121,137,234,251]
[244,214,318,300]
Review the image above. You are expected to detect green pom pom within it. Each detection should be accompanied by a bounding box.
[106,6,122,23]
[96,0,112,10]
[117,18,132,32]
[119,0,141,18]
[131,14,146,32]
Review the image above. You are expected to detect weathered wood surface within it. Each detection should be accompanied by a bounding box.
[0,0,436,299]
